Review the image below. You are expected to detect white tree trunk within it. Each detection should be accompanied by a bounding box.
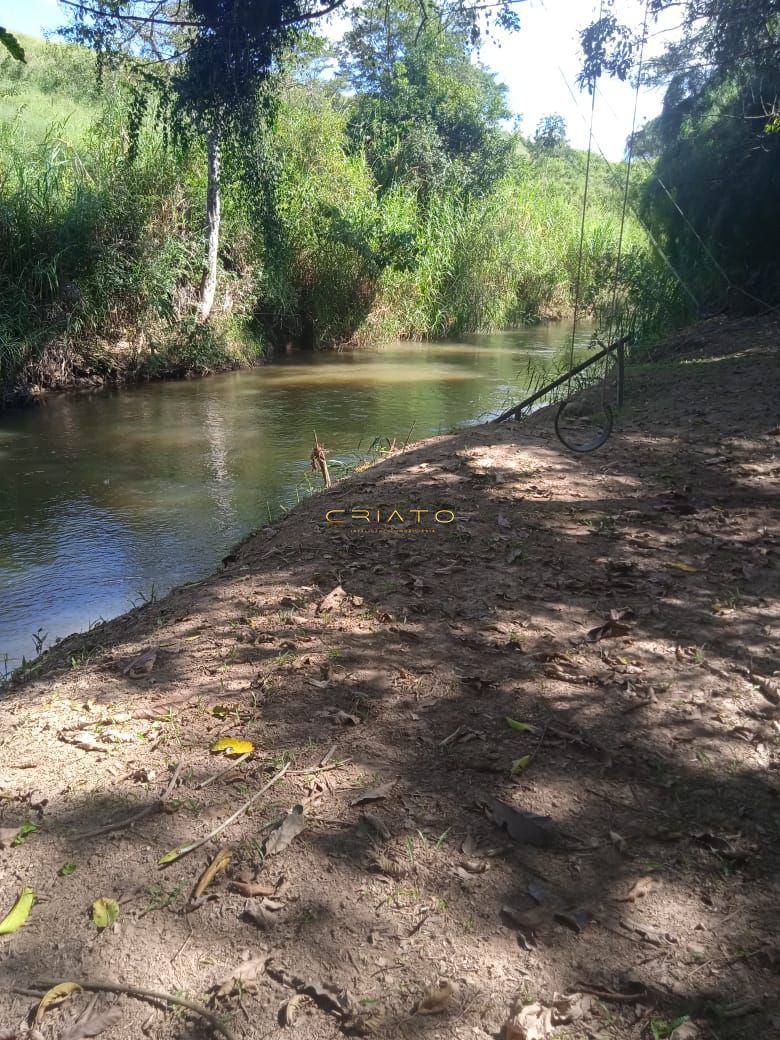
[198,128,221,321]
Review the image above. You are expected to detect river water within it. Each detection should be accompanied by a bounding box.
[0,323,591,671]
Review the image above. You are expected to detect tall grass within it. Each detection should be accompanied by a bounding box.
[1,35,674,400]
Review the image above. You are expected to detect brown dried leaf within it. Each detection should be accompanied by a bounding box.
[413,980,455,1015]
[610,829,627,854]
[60,996,123,1040]
[488,799,559,847]
[264,806,306,856]
[317,585,347,614]
[504,1002,554,1040]
[190,846,231,904]
[361,812,391,840]
[619,876,657,902]
[34,982,82,1025]
[59,731,109,753]
[280,993,306,1026]
[502,905,551,934]
[213,955,268,998]
[231,881,277,898]
[669,1023,700,1040]
[122,646,158,678]
[0,824,22,847]
[752,674,780,705]
[586,620,632,642]
[351,781,395,806]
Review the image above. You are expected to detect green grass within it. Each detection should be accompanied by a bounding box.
[0,33,682,402]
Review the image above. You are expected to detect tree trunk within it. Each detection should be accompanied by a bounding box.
[198,128,221,321]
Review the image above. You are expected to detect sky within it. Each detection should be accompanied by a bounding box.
[0,0,680,159]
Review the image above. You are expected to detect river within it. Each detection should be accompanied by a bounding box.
[0,323,592,672]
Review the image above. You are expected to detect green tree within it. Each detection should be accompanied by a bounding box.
[533,113,567,150]
[581,0,780,306]
[61,0,522,316]
[338,0,512,195]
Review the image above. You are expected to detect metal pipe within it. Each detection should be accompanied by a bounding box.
[492,336,628,424]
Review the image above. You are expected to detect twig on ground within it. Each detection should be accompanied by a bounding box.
[77,762,183,839]
[197,752,251,789]
[161,762,290,864]
[31,979,236,1040]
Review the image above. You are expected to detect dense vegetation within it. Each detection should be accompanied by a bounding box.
[0,10,678,402]
[584,0,780,314]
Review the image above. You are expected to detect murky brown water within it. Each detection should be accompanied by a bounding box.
[0,324,591,670]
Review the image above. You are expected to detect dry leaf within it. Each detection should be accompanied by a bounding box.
[413,980,455,1015]
[210,737,255,757]
[122,646,157,678]
[191,847,232,903]
[488,799,558,847]
[350,781,395,806]
[620,876,657,902]
[0,824,22,846]
[280,993,306,1026]
[264,806,306,856]
[91,897,120,929]
[34,982,83,1025]
[59,731,109,753]
[61,996,123,1040]
[361,812,391,840]
[586,619,632,642]
[213,955,268,998]
[231,880,277,898]
[317,585,347,613]
[502,905,550,934]
[669,1023,700,1040]
[504,1002,554,1040]
[208,704,242,719]
[552,992,595,1022]
[610,829,627,854]
[752,674,780,705]
[341,1011,385,1035]
[668,562,700,574]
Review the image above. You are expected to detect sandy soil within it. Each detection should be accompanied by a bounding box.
[1,314,778,1040]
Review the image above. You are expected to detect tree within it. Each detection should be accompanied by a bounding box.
[61,0,523,319]
[0,27,26,62]
[533,113,567,150]
[581,0,780,305]
[338,0,512,196]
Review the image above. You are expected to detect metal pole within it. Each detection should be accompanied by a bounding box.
[617,340,625,408]
[492,337,627,424]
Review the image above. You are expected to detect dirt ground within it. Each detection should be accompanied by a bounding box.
[1,314,778,1040]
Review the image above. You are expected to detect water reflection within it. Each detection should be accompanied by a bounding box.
[0,324,592,668]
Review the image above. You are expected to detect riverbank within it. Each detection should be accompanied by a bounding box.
[1,314,778,1040]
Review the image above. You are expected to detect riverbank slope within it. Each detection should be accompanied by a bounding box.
[1,314,778,1040]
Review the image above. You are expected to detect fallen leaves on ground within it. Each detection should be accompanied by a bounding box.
[34,983,82,1025]
[91,897,120,929]
[0,887,35,934]
[264,806,306,855]
[190,847,232,906]
[413,980,455,1015]
[619,876,658,902]
[210,737,255,757]
[317,585,347,613]
[212,955,268,998]
[488,799,559,847]
[60,996,123,1040]
[350,781,395,806]
[121,646,157,678]
[503,991,594,1040]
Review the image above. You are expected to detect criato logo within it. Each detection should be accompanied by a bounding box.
[325,508,456,525]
